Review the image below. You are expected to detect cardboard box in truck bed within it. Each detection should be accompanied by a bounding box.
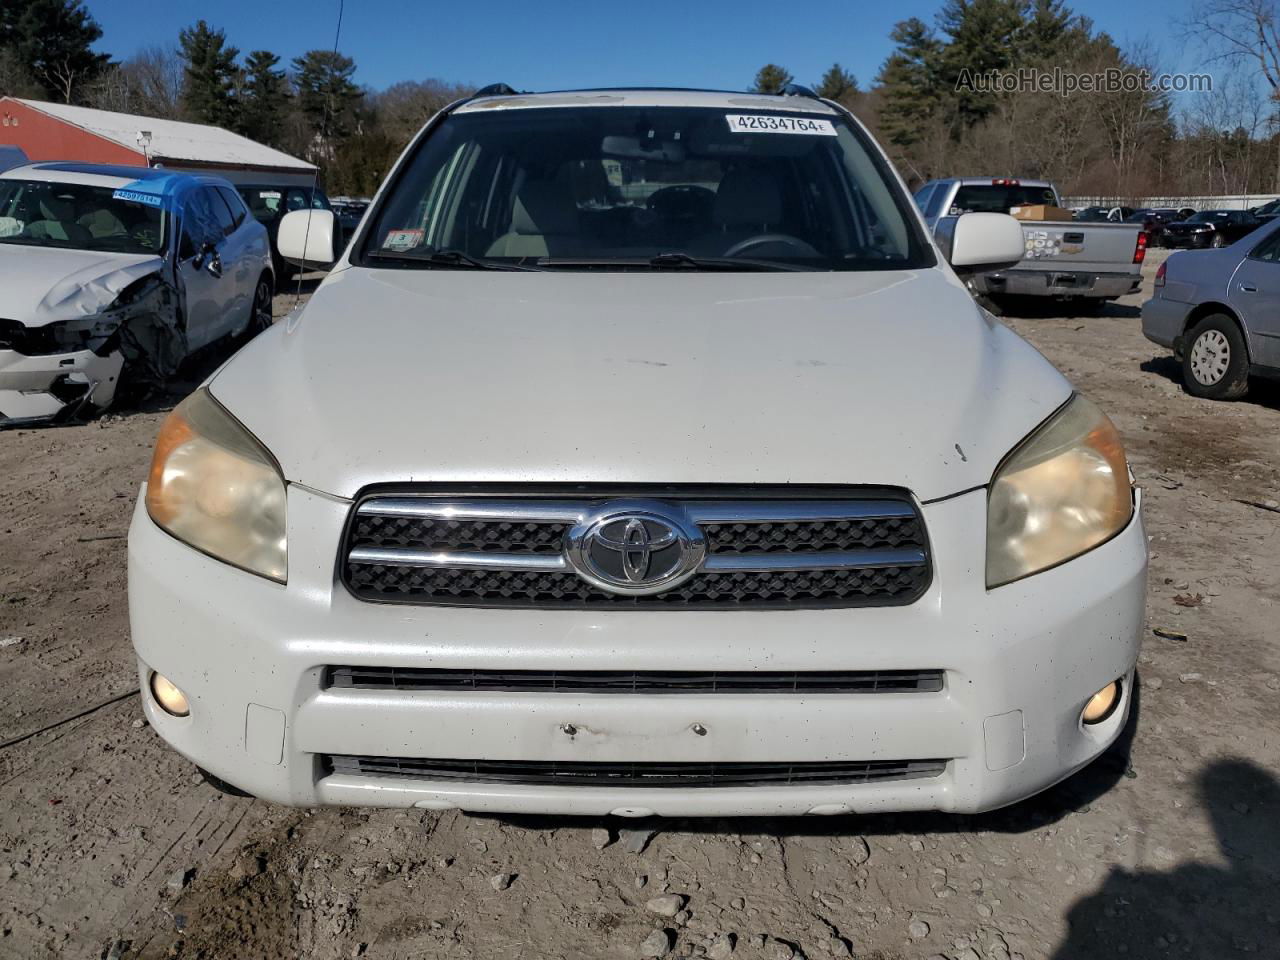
[1009,204,1074,222]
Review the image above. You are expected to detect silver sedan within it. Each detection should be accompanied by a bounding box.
[1142,219,1280,399]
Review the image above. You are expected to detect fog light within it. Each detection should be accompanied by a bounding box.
[1081,680,1121,725]
[150,672,190,717]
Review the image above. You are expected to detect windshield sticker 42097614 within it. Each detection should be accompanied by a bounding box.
[725,114,837,136]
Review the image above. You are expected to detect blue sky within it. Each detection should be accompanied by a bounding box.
[88,0,1204,94]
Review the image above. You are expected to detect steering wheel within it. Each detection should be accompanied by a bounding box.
[723,233,819,258]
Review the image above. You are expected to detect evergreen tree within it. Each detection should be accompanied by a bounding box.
[240,50,289,146]
[936,0,1025,130]
[816,63,859,104]
[1017,0,1082,62]
[875,18,944,150]
[292,50,362,159]
[178,20,239,127]
[752,64,793,94]
[0,0,109,102]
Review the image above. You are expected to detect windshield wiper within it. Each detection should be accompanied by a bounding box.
[367,248,542,271]
[536,253,805,272]
[649,252,804,271]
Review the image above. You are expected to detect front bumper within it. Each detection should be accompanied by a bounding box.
[0,347,123,426]
[971,269,1142,299]
[1162,233,1212,248]
[128,484,1147,816]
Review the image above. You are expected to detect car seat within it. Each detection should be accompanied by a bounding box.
[486,181,581,258]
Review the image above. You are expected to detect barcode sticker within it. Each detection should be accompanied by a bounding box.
[725,114,837,136]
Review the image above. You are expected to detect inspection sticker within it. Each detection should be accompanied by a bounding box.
[382,228,424,251]
[112,188,164,207]
[725,114,837,136]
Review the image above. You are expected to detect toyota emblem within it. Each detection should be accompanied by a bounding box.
[565,501,705,596]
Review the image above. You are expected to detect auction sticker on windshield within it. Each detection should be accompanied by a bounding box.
[112,188,164,207]
[382,228,424,251]
[725,114,837,136]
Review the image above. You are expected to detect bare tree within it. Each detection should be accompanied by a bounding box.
[85,46,184,118]
[1189,0,1280,92]
[1187,0,1280,187]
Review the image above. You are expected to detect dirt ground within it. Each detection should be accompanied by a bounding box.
[2,253,1279,960]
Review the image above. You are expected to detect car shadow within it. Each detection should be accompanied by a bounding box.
[1050,757,1280,959]
[996,297,1141,320]
[1141,356,1280,411]
[491,674,1144,840]
[1139,355,1182,384]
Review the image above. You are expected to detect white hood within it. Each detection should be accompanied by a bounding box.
[210,266,1073,502]
[0,244,164,326]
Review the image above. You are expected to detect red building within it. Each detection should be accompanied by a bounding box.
[0,97,315,185]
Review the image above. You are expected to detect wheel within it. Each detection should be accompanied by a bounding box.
[1210,233,1227,248]
[247,274,274,338]
[1182,314,1250,399]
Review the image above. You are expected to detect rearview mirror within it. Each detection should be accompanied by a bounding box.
[947,212,1025,273]
[600,135,686,162]
[278,208,338,270]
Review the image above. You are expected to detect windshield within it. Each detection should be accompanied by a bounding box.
[0,178,165,254]
[360,105,933,271]
[949,184,1056,215]
[1075,207,1115,222]
[1188,211,1231,222]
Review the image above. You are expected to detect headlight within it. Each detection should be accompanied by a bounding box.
[987,394,1131,587]
[145,388,287,582]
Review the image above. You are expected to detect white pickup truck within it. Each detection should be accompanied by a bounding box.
[916,177,1145,312]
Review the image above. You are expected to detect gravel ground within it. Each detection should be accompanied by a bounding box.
[1,253,1278,960]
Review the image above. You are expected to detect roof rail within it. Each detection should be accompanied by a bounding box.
[471,83,519,99]
[780,83,820,99]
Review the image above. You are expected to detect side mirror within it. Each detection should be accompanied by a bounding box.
[278,208,338,270]
[199,241,222,278]
[947,212,1026,273]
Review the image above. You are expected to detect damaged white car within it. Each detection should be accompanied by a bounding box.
[0,163,274,426]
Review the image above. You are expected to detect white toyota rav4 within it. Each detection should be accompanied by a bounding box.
[129,87,1146,816]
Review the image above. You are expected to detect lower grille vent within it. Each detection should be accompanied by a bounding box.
[325,667,944,695]
[324,756,948,788]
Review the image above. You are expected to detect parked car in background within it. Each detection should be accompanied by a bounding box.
[1161,209,1263,249]
[236,183,336,278]
[1250,198,1280,225]
[0,162,273,426]
[1075,205,1135,223]
[1175,207,1197,220]
[1143,217,1280,399]
[917,177,1144,311]
[130,87,1144,816]
[1124,208,1180,247]
[330,197,370,236]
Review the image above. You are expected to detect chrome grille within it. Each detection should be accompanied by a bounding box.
[342,489,930,608]
[325,666,946,694]
[324,755,948,788]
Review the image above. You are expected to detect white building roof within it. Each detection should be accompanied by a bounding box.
[10,98,316,172]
